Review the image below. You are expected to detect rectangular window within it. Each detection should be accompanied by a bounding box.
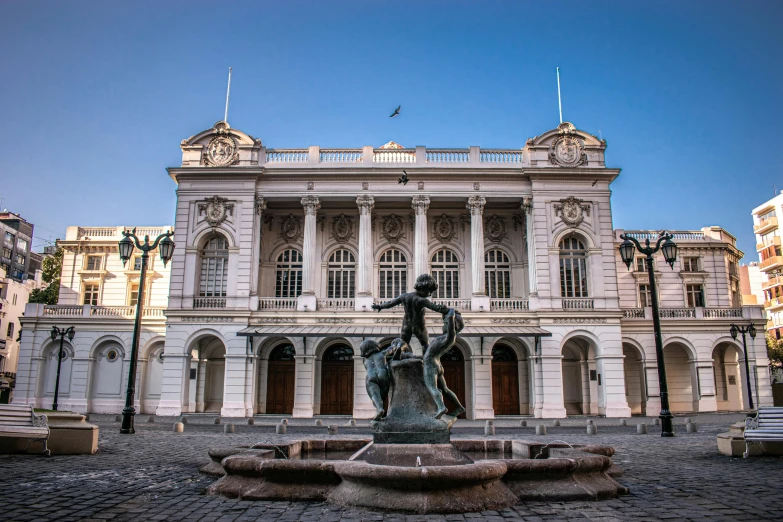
[86,256,102,270]
[635,257,648,272]
[17,238,28,252]
[686,284,705,307]
[83,283,100,305]
[6,322,13,339]
[639,284,652,307]
[760,209,777,220]
[682,257,699,272]
[2,248,10,259]
[16,254,25,266]
[4,232,13,243]
[129,283,140,306]
[133,256,143,271]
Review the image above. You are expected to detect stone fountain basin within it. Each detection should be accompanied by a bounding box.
[204,439,627,513]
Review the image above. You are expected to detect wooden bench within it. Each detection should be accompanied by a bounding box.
[744,407,783,458]
[0,404,50,455]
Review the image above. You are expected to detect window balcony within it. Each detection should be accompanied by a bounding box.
[762,275,783,290]
[760,255,783,272]
[431,298,471,312]
[562,298,594,310]
[316,298,355,311]
[764,297,783,311]
[258,298,297,311]
[193,297,226,309]
[490,299,529,312]
[757,236,781,252]
[754,217,778,235]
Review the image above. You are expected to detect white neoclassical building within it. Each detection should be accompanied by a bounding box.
[14,121,774,418]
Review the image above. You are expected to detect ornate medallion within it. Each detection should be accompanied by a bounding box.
[382,214,404,243]
[485,215,506,242]
[554,196,591,227]
[433,214,455,242]
[198,196,234,227]
[332,214,353,242]
[548,122,587,167]
[280,214,302,242]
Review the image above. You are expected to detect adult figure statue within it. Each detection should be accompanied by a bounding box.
[423,308,466,419]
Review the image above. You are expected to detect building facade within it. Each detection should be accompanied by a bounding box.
[752,192,783,339]
[0,266,41,402]
[14,121,773,417]
[0,212,34,282]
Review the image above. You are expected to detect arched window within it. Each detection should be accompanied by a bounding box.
[379,249,407,299]
[276,249,303,298]
[323,345,354,361]
[199,235,229,297]
[492,344,517,362]
[559,236,588,298]
[327,249,355,299]
[485,249,511,298]
[269,344,296,361]
[431,249,459,299]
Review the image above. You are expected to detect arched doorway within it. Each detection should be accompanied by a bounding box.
[89,342,126,413]
[190,336,226,413]
[712,343,743,411]
[623,344,646,415]
[266,344,296,414]
[562,343,585,414]
[663,343,696,413]
[442,347,466,418]
[320,344,354,415]
[492,344,520,415]
[40,342,73,407]
[141,344,164,414]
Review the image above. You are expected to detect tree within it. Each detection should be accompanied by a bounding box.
[766,335,783,370]
[28,248,63,305]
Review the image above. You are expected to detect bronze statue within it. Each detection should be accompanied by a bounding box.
[371,274,449,353]
[359,339,396,420]
[423,308,466,419]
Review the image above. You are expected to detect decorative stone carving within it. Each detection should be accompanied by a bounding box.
[460,214,471,232]
[263,214,275,231]
[317,214,326,231]
[553,196,591,227]
[411,195,430,215]
[254,196,267,216]
[317,318,354,324]
[198,196,234,227]
[280,214,302,242]
[433,214,455,242]
[301,196,320,216]
[382,214,404,243]
[362,182,369,191]
[307,182,314,191]
[548,122,587,167]
[512,214,524,231]
[521,196,533,215]
[417,181,425,190]
[356,195,375,214]
[484,215,506,242]
[491,318,530,324]
[331,214,354,243]
[409,214,415,232]
[203,122,239,167]
[467,196,486,216]
[473,182,480,191]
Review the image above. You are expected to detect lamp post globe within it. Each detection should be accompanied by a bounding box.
[661,237,677,268]
[118,235,135,266]
[619,238,635,269]
[748,324,757,339]
[159,235,175,267]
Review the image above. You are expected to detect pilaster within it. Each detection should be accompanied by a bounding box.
[298,196,320,311]
[355,195,375,311]
[411,195,430,277]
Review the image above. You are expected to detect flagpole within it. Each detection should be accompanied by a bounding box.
[556,67,563,124]
[224,67,232,123]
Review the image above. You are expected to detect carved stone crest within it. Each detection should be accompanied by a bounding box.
[433,214,455,242]
[382,214,404,243]
[549,122,587,167]
[203,122,239,167]
[554,196,591,227]
[280,214,302,242]
[484,215,506,242]
[198,196,234,227]
[331,214,354,243]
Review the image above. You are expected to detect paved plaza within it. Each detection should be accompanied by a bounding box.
[1,413,782,521]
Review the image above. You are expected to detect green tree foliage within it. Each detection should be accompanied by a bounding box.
[766,335,783,370]
[28,248,63,305]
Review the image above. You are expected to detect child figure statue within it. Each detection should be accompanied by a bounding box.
[424,308,467,419]
[371,274,449,353]
[359,339,396,420]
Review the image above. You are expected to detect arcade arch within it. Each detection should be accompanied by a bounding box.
[712,342,744,411]
[663,342,697,413]
[187,335,226,413]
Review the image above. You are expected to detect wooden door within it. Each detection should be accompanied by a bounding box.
[442,347,466,419]
[492,361,520,415]
[320,362,354,415]
[266,360,295,414]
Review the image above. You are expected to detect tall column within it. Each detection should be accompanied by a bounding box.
[522,196,539,310]
[250,196,266,310]
[355,195,375,311]
[298,196,320,311]
[411,195,430,277]
[467,196,489,312]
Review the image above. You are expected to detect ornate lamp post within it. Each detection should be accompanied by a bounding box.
[50,326,75,411]
[117,228,175,434]
[619,232,678,437]
[729,323,757,411]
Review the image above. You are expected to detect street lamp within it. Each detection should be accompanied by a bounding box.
[117,228,175,434]
[619,231,678,437]
[50,326,75,411]
[729,323,757,411]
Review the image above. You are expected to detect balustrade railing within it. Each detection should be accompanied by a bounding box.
[41,305,165,318]
[490,299,529,312]
[659,308,695,319]
[562,299,594,310]
[426,149,470,163]
[431,298,471,311]
[316,298,355,310]
[373,149,416,163]
[193,297,227,309]
[480,150,523,164]
[43,305,83,316]
[623,231,705,241]
[702,308,743,318]
[319,149,363,163]
[266,149,309,163]
[622,308,645,319]
[258,298,297,310]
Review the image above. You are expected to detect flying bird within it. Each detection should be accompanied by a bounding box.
[390,105,401,118]
[591,180,598,186]
[398,170,409,185]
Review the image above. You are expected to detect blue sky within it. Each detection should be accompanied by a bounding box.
[1,1,781,259]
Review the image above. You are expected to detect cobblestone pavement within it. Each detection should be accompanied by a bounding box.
[1,412,782,521]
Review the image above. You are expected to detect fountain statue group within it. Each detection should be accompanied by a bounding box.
[361,274,466,440]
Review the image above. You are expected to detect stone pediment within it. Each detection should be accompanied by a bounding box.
[524,122,606,168]
[180,121,263,167]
